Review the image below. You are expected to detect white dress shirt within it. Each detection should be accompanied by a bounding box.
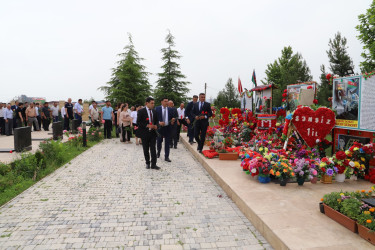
[162,106,169,125]
[0,107,3,118]
[35,107,39,116]
[74,102,83,114]
[131,111,138,124]
[61,106,66,117]
[177,107,185,119]
[4,108,13,119]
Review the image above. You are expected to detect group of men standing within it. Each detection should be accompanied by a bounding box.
[138,93,212,170]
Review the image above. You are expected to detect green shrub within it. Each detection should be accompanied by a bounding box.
[87,127,103,142]
[12,153,42,180]
[323,192,343,211]
[39,139,66,164]
[0,163,11,176]
[340,197,362,220]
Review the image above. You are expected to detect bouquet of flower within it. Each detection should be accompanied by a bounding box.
[332,150,349,175]
[293,158,314,180]
[270,156,295,180]
[318,157,338,177]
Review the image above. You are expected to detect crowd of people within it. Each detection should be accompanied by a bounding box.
[0,94,212,171]
[0,99,84,136]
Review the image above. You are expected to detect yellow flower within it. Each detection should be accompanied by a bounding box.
[372,186,375,190]
[354,147,359,151]
[340,193,344,196]
[320,162,327,168]
[354,162,360,168]
[361,157,366,162]
[264,148,269,152]
[364,211,371,215]
[283,169,287,173]
[259,147,263,152]
[345,150,351,155]
[337,199,341,203]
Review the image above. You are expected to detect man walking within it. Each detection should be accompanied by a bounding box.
[41,102,52,131]
[21,102,28,127]
[26,102,39,131]
[101,100,114,139]
[64,98,74,131]
[51,102,59,123]
[156,98,176,162]
[185,95,198,144]
[176,102,188,144]
[74,99,83,126]
[15,102,24,128]
[168,100,178,149]
[191,93,212,153]
[0,103,5,135]
[4,104,13,136]
[137,97,160,170]
[35,103,42,131]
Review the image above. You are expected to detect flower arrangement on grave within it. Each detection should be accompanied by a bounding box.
[270,156,295,181]
[293,158,316,181]
[318,157,338,177]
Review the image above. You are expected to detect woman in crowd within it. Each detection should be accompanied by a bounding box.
[119,104,132,143]
[131,105,141,145]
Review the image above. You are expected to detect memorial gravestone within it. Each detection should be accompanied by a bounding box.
[52,121,63,140]
[14,126,32,152]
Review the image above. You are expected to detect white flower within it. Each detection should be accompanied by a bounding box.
[316,139,320,143]
[251,168,257,173]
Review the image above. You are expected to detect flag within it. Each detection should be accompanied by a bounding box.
[251,69,257,87]
[238,77,243,94]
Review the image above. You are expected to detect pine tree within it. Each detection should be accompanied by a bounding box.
[214,78,240,108]
[263,46,312,106]
[356,0,375,73]
[317,65,332,107]
[99,34,151,105]
[327,32,354,76]
[154,31,190,104]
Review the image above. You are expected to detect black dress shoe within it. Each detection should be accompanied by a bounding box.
[157,152,160,158]
[192,141,196,143]
[146,164,150,169]
[165,158,171,162]
[174,146,177,149]
[151,165,160,170]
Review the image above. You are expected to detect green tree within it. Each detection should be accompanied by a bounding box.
[263,46,312,106]
[214,78,240,108]
[317,65,332,107]
[99,34,151,105]
[327,32,354,76]
[154,31,190,104]
[356,0,375,73]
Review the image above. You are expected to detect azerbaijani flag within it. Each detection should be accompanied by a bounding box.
[238,77,243,94]
[251,69,257,87]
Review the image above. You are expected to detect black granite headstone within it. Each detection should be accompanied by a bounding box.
[52,121,63,140]
[72,119,80,134]
[14,126,32,152]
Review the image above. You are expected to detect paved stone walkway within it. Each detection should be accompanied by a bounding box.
[0,139,271,250]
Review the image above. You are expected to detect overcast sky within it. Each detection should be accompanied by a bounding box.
[0,0,372,103]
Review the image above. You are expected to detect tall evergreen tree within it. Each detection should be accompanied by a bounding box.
[214,78,240,108]
[327,32,354,76]
[356,0,375,73]
[263,46,312,106]
[317,65,332,107]
[99,34,151,105]
[154,31,190,104]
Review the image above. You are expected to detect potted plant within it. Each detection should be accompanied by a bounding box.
[270,156,295,186]
[318,157,338,184]
[357,208,375,245]
[333,150,348,182]
[293,158,312,186]
[322,192,359,233]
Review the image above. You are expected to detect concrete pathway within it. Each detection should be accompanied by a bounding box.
[0,138,271,250]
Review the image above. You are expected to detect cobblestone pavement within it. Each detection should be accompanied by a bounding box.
[0,138,271,250]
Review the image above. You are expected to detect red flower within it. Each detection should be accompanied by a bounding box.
[201,111,205,114]
[284,89,287,93]
[313,99,318,104]
[282,99,286,102]
[335,151,346,160]
[282,93,287,97]
[326,73,332,80]
[9,150,13,153]
[307,86,313,89]
[146,118,149,121]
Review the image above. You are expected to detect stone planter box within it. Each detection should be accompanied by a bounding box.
[357,223,375,245]
[219,152,238,160]
[323,204,358,233]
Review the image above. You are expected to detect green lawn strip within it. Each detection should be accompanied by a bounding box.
[0,137,102,207]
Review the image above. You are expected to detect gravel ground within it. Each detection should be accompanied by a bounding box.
[0,138,272,250]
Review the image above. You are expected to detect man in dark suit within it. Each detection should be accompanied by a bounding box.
[155,97,177,162]
[185,95,198,144]
[191,93,212,153]
[168,100,178,149]
[137,97,160,170]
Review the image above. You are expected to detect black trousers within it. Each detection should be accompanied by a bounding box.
[42,118,51,131]
[104,120,112,139]
[157,126,171,158]
[37,116,41,130]
[169,123,178,147]
[188,118,195,142]
[122,125,132,142]
[177,119,188,142]
[0,117,5,135]
[142,132,157,166]
[194,119,208,151]
[64,116,72,131]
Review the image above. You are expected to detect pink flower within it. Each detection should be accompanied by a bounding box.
[101,120,105,124]
[91,133,95,135]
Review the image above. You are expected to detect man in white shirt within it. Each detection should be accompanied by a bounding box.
[35,103,42,131]
[0,103,5,135]
[74,99,83,126]
[61,103,66,119]
[4,103,14,136]
[176,102,188,143]
[51,102,60,123]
